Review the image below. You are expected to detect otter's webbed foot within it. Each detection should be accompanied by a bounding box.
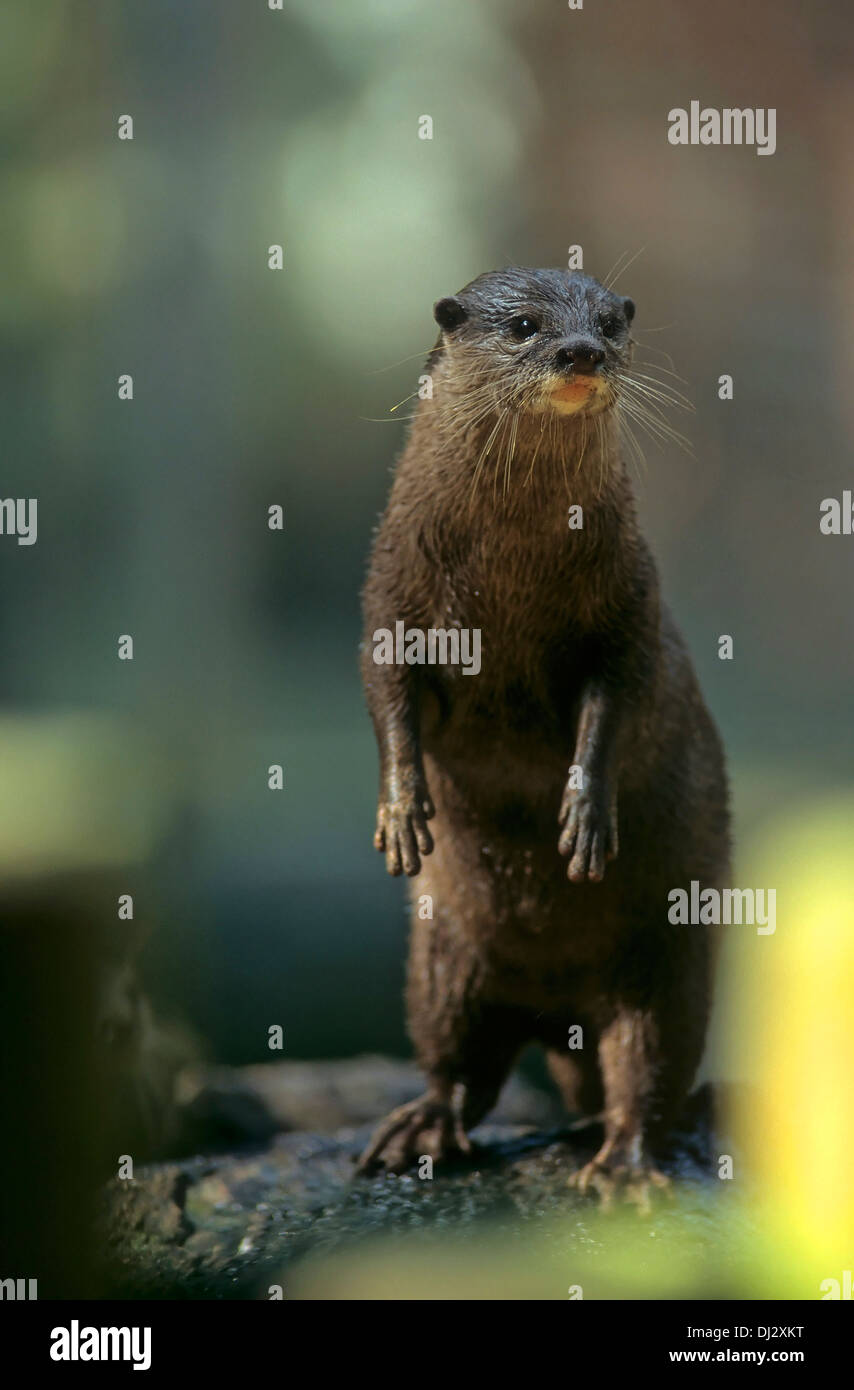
[568,1140,672,1215]
[558,783,618,882]
[356,1093,471,1175]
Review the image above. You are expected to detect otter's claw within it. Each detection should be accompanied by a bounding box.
[558,786,618,882]
[356,1094,471,1174]
[374,787,434,877]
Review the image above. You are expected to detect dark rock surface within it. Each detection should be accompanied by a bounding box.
[101,1057,739,1300]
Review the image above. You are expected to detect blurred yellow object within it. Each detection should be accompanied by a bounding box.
[729,794,854,1297]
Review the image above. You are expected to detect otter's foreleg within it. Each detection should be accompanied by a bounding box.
[362,651,435,878]
[558,679,621,882]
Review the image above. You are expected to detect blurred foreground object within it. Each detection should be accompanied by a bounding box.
[728,794,854,1297]
[0,713,173,1295]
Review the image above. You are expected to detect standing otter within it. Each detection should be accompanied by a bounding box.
[358,268,729,1202]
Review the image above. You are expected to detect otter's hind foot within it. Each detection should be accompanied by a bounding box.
[568,1145,672,1215]
[356,1093,472,1175]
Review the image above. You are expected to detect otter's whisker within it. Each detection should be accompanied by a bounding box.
[492,409,514,505]
[601,247,634,290]
[635,355,690,386]
[617,391,694,457]
[502,410,519,499]
[470,408,508,508]
[360,413,418,424]
[575,411,589,475]
[370,345,438,374]
[619,382,694,441]
[596,414,606,499]
[618,371,692,418]
[605,245,646,291]
[617,405,648,483]
[524,415,548,487]
[556,417,571,501]
[623,372,694,413]
[389,389,421,414]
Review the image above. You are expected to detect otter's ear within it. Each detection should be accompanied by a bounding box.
[622,296,636,325]
[434,296,467,332]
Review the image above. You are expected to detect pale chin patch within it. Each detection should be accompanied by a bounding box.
[546,377,612,418]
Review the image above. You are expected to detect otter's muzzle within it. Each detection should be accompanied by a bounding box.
[554,338,605,375]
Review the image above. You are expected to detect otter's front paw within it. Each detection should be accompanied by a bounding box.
[374,783,435,877]
[557,784,618,882]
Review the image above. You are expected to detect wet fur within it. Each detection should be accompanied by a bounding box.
[358,269,730,1192]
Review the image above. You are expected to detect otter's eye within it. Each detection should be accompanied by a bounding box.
[509,315,539,340]
[599,315,620,339]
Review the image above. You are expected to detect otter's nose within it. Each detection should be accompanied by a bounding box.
[554,339,605,375]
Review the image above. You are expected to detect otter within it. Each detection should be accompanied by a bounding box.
[357,268,730,1203]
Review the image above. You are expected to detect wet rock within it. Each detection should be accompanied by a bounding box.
[100,1058,728,1299]
[107,1166,194,1246]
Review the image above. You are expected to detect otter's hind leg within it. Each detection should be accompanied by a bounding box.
[544,1046,604,1122]
[569,930,711,1208]
[357,913,530,1174]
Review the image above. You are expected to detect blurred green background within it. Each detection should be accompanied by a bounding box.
[2,0,852,1078]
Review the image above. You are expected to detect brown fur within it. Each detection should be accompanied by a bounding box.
[357,269,730,1196]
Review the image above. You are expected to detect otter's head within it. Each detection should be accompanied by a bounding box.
[433,268,635,419]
